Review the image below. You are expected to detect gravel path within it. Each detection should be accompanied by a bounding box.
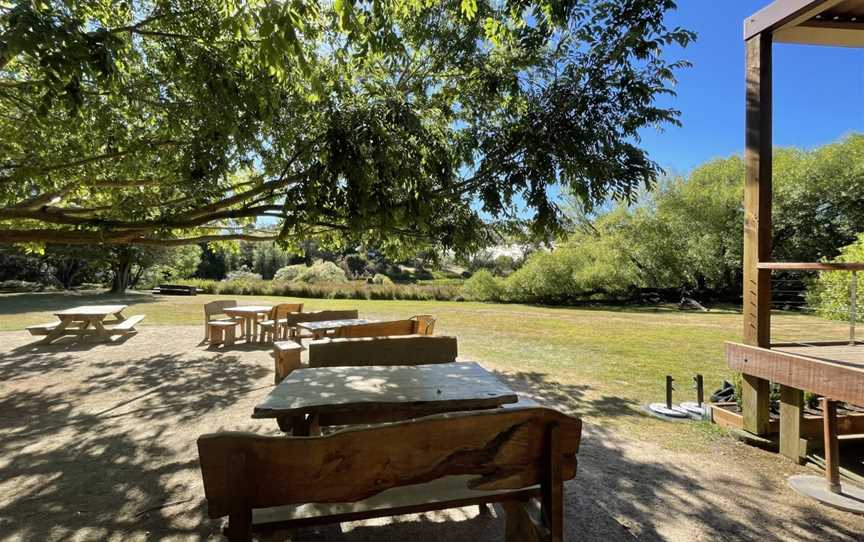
[1,326,861,541]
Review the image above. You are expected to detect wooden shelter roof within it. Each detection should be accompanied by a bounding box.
[745,0,864,47]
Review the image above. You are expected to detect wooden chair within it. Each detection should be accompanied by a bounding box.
[335,315,435,339]
[283,309,360,342]
[257,303,304,343]
[204,300,240,342]
[198,406,582,542]
[308,335,457,368]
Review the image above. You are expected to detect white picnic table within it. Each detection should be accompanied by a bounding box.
[222,305,272,342]
[297,318,377,340]
[28,304,145,344]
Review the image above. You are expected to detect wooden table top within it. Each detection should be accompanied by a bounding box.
[297,318,374,331]
[252,362,518,419]
[223,305,272,315]
[55,305,127,317]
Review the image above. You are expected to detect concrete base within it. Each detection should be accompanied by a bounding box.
[647,403,688,419]
[788,475,864,515]
[680,401,707,419]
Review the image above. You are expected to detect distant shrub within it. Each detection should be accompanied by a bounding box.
[174,278,460,301]
[294,261,348,283]
[0,280,47,293]
[273,264,306,282]
[462,270,502,301]
[224,267,263,282]
[371,273,393,285]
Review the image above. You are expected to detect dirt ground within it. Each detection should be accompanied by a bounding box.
[1,326,862,541]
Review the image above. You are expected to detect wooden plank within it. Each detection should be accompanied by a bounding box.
[308,335,457,368]
[758,261,864,271]
[252,476,538,530]
[726,342,864,405]
[336,319,417,338]
[54,304,127,317]
[298,319,373,332]
[110,314,145,331]
[742,32,773,436]
[252,362,518,419]
[198,406,581,518]
[779,385,805,464]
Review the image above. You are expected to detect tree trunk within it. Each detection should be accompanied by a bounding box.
[111,248,133,294]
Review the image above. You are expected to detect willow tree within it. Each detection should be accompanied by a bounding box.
[1,0,694,257]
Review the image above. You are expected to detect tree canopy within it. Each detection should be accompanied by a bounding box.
[1,0,694,256]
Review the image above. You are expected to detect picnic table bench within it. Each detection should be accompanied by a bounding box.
[27,305,145,344]
[152,284,199,295]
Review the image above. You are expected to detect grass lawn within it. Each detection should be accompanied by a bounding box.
[0,289,850,448]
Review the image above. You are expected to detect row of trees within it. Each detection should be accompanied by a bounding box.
[464,134,864,304]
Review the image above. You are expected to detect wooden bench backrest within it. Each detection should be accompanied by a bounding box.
[282,309,359,326]
[336,319,415,338]
[411,314,436,335]
[198,406,582,519]
[268,303,303,320]
[308,335,457,367]
[204,300,237,319]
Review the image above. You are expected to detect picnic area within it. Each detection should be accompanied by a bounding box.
[4,0,864,540]
[1,291,863,540]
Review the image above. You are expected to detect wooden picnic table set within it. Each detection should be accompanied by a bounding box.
[26,304,146,344]
[196,307,584,542]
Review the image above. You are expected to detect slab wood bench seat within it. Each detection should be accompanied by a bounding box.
[152,284,199,296]
[251,475,538,529]
[109,314,145,332]
[198,406,582,542]
[26,322,60,336]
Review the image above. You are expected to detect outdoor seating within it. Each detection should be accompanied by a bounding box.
[283,309,360,342]
[308,334,457,368]
[152,284,199,296]
[203,300,240,341]
[257,303,303,343]
[27,305,145,344]
[272,341,304,384]
[198,405,582,542]
[335,314,436,338]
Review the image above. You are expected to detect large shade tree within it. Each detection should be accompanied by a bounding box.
[1,0,694,256]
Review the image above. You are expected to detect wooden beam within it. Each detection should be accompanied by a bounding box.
[822,398,842,493]
[758,262,864,271]
[779,386,805,464]
[742,32,773,435]
[744,0,844,40]
[774,23,864,47]
[726,342,864,405]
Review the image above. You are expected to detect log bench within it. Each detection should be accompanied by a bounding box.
[208,320,239,346]
[272,341,304,383]
[198,406,582,542]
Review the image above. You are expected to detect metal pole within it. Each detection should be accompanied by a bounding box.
[666,376,674,409]
[695,374,704,407]
[850,271,857,346]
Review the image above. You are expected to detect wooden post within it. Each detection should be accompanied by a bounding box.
[822,398,842,493]
[742,31,773,437]
[779,386,804,463]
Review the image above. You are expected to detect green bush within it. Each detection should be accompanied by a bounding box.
[174,278,460,301]
[295,261,348,284]
[273,264,306,282]
[462,269,503,301]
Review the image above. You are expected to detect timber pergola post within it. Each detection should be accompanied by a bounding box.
[740,0,864,462]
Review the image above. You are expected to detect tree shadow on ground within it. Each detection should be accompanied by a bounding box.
[0,290,159,315]
[2,338,863,540]
[0,333,139,382]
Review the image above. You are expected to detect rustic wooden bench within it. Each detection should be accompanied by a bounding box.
[208,320,239,346]
[272,341,304,383]
[198,406,582,541]
[335,315,436,338]
[152,284,199,295]
[26,322,60,336]
[109,314,145,332]
[308,335,457,368]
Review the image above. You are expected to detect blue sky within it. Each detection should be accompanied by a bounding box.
[639,0,864,176]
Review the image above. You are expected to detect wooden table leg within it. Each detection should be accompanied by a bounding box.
[40,318,71,344]
[822,398,841,493]
[92,319,113,342]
